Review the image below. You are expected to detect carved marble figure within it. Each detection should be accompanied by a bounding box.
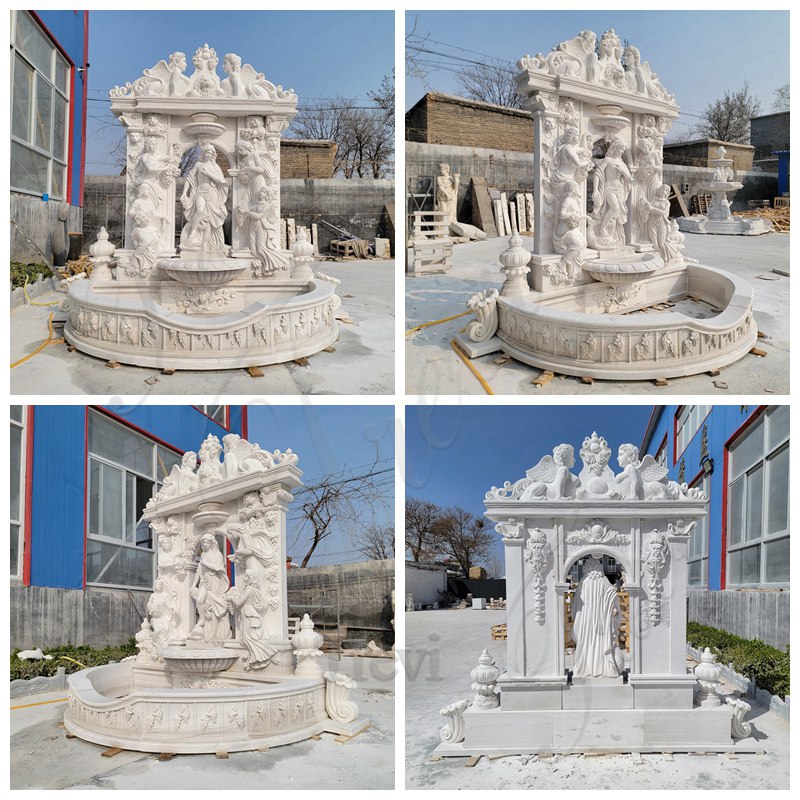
[521,443,578,500]
[198,435,224,487]
[225,568,278,669]
[435,163,459,224]
[189,533,231,640]
[571,556,623,677]
[147,578,177,650]
[179,143,229,256]
[591,138,632,250]
[614,443,673,500]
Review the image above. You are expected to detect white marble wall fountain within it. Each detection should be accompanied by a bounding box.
[64,433,368,753]
[64,45,341,369]
[457,30,757,380]
[677,146,773,236]
[435,432,753,756]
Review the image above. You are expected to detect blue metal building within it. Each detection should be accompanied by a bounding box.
[10,10,90,261]
[640,405,789,649]
[10,405,246,648]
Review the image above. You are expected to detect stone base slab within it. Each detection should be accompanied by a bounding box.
[434,704,739,755]
[453,332,503,358]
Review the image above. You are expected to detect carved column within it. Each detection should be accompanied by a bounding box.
[265,115,289,250]
[499,528,526,678]
[528,92,559,260]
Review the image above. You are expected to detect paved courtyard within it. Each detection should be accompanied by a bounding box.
[11,260,395,396]
[406,232,789,395]
[11,655,395,790]
[404,608,789,790]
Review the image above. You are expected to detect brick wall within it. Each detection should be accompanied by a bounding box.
[663,138,754,171]
[406,92,533,153]
[280,140,337,179]
[750,112,790,163]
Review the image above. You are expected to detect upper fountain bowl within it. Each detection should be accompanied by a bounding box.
[583,251,663,286]
[161,646,239,674]
[158,257,248,286]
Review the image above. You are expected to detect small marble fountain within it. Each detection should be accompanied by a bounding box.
[434,432,753,756]
[64,433,368,754]
[677,146,773,236]
[457,30,758,380]
[63,45,341,370]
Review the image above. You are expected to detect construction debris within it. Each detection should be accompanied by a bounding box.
[737,206,789,233]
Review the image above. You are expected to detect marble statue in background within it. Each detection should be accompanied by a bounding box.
[572,556,623,677]
[435,162,459,224]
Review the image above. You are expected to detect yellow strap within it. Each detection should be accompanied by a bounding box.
[11,697,68,710]
[451,339,494,395]
[405,310,471,337]
[23,275,61,307]
[10,313,65,369]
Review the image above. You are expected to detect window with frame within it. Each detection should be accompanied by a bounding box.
[687,473,710,587]
[675,405,711,459]
[10,11,70,199]
[11,406,26,579]
[87,411,183,589]
[655,435,668,469]
[727,406,789,586]
[196,405,228,427]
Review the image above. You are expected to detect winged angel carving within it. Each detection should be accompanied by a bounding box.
[613,443,676,500]
[222,433,298,479]
[520,444,579,500]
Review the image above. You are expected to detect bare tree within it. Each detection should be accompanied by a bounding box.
[433,506,494,578]
[693,82,761,144]
[405,497,441,561]
[456,61,523,109]
[289,73,394,179]
[291,460,393,568]
[355,524,395,560]
[773,83,789,112]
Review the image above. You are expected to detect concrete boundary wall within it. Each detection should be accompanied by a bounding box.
[81,176,394,255]
[10,193,82,265]
[406,142,779,233]
[688,588,789,650]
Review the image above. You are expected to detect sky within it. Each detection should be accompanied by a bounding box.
[405,404,655,566]
[247,404,395,567]
[85,10,394,174]
[405,10,789,142]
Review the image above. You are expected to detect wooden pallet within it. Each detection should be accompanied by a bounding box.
[737,206,790,232]
[691,194,712,215]
[491,623,507,640]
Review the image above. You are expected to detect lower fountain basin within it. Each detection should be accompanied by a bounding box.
[159,257,247,286]
[582,252,663,286]
[161,646,238,674]
[489,262,756,380]
[64,660,368,754]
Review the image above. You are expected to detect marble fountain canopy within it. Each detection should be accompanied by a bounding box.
[64,433,367,754]
[62,44,341,370]
[457,29,757,380]
[434,432,754,756]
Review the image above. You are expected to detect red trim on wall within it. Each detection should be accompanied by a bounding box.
[22,407,36,586]
[190,405,232,431]
[688,467,705,488]
[94,406,184,455]
[79,11,89,205]
[82,406,89,590]
[719,405,766,591]
[241,406,248,439]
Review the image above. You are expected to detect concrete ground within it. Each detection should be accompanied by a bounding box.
[405,608,789,790]
[11,260,394,396]
[11,654,395,790]
[406,233,789,395]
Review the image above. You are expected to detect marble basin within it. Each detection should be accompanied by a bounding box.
[159,257,247,286]
[582,252,663,286]
[161,646,238,674]
[698,181,743,193]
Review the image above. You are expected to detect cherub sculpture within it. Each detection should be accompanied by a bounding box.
[221,434,279,478]
[614,443,675,499]
[521,443,578,500]
[197,435,224,487]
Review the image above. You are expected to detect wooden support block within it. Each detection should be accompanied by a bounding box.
[257,745,271,752]
[757,330,766,339]
[105,361,120,369]
[158,753,175,761]
[322,346,336,353]
[654,378,669,387]
[161,368,176,375]
[292,357,310,367]
[101,747,124,758]
[58,721,65,728]
[580,375,594,385]
[532,370,555,387]
[465,755,482,767]
[309,735,322,740]
[429,755,444,763]
[749,347,767,357]
[215,751,229,759]
[246,366,264,377]
[65,733,76,739]
[707,369,721,377]
[66,345,76,352]
[334,734,351,744]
